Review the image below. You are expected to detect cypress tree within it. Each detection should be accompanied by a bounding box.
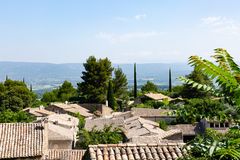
[30,84,33,92]
[134,63,137,98]
[107,80,116,110]
[169,68,172,92]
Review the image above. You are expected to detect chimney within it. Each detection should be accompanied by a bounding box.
[39,105,44,110]
[106,100,108,107]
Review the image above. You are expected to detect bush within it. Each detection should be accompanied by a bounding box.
[76,125,124,149]
[0,110,35,123]
[159,120,168,130]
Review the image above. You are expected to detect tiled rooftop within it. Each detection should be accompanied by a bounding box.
[88,143,186,160]
[144,93,173,101]
[47,149,86,160]
[131,108,172,117]
[85,117,125,131]
[124,116,181,140]
[0,123,47,159]
[50,103,94,117]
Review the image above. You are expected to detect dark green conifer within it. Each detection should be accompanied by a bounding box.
[107,80,116,110]
[169,68,172,92]
[134,63,137,98]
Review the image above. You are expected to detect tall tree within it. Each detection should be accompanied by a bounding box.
[107,80,116,110]
[112,67,128,99]
[77,56,113,103]
[134,63,137,98]
[169,68,172,92]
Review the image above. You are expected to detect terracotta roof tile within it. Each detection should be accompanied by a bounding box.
[131,108,173,117]
[85,117,124,131]
[88,143,185,160]
[47,149,86,160]
[144,93,173,101]
[0,123,46,159]
[50,103,93,117]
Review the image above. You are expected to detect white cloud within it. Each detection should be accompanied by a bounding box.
[115,14,147,22]
[134,14,147,20]
[96,31,162,43]
[201,16,240,35]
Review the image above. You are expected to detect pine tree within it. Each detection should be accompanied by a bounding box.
[112,67,128,98]
[169,68,172,92]
[107,80,116,110]
[134,63,137,98]
[77,56,113,103]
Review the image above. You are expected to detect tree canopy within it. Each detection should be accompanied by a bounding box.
[112,68,128,99]
[77,56,113,103]
[0,79,35,112]
[41,80,77,103]
[141,81,158,93]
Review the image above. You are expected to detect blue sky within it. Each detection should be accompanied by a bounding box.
[0,0,240,63]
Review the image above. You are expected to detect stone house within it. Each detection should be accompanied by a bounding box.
[23,106,55,119]
[48,123,76,149]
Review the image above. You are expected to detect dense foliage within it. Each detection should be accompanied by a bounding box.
[0,79,36,122]
[76,125,124,149]
[175,99,228,124]
[0,79,36,112]
[181,128,240,160]
[0,109,35,123]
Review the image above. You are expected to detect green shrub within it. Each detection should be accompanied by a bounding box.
[158,120,168,130]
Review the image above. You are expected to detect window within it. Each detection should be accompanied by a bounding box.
[220,123,224,128]
[225,122,229,128]
[210,123,214,128]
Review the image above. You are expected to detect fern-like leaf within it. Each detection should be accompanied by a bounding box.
[212,48,240,75]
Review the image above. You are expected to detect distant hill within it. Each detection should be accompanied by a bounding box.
[0,62,192,93]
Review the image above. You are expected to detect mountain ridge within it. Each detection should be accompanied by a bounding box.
[0,61,192,91]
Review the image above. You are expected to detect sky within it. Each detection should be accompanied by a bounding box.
[0,0,240,64]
